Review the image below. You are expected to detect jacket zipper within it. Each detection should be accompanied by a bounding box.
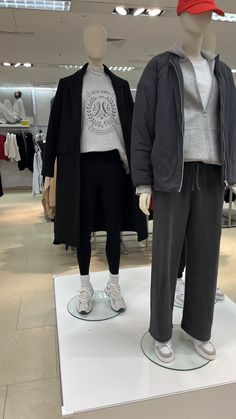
[219,79,228,185]
[170,60,184,192]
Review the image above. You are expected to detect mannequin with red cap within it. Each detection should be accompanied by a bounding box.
[132,0,236,364]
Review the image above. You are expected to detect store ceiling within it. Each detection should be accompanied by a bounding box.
[0,0,235,87]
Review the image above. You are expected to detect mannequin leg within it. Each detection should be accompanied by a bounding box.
[101,160,123,275]
[98,150,125,312]
[182,163,224,341]
[149,164,194,343]
[76,155,97,276]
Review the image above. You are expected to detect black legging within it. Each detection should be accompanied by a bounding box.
[76,150,124,276]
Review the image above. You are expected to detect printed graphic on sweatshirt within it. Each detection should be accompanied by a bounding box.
[85,90,120,135]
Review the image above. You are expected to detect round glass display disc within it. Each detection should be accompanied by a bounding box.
[67,290,121,321]
[141,325,210,371]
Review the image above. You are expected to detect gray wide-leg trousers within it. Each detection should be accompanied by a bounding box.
[149,162,225,342]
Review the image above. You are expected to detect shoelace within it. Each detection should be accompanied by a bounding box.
[78,288,92,306]
[109,284,123,302]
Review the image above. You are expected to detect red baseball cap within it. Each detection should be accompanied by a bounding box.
[177,0,225,16]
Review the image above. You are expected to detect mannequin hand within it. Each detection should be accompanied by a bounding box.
[231,186,236,195]
[139,193,151,216]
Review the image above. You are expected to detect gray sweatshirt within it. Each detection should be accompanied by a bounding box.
[80,65,129,173]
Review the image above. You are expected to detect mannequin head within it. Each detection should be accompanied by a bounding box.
[83,24,107,67]
[14,91,22,99]
[180,11,212,36]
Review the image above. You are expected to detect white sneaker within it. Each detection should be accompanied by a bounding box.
[193,339,216,361]
[76,284,94,314]
[215,288,225,301]
[175,281,224,305]
[105,282,126,312]
[175,279,185,306]
[155,340,174,363]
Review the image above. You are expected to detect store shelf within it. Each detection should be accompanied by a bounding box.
[54,267,236,418]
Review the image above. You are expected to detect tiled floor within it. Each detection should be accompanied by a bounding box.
[0,190,235,418]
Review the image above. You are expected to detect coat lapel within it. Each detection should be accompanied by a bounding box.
[67,63,88,139]
[104,65,124,124]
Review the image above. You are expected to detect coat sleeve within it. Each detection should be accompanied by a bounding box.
[226,65,236,186]
[131,59,158,188]
[42,79,64,178]
[125,80,134,116]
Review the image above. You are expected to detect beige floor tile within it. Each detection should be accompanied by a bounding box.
[0,386,7,419]
[0,326,57,385]
[4,378,62,419]
[18,292,55,329]
[0,272,53,297]
[120,251,151,269]
[0,296,21,333]
[0,251,28,273]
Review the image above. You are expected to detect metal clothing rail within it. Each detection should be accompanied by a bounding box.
[222,188,236,228]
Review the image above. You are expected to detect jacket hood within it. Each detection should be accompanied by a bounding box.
[167,45,217,61]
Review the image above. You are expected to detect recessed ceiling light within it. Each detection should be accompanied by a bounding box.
[14,63,22,68]
[115,6,128,16]
[3,62,11,66]
[23,63,32,68]
[133,8,145,16]
[147,8,162,16]
[212,12,236,22]
[232,69,236,73]
[0,1,71,12]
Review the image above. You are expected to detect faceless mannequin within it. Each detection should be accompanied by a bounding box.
[139,11,213,216]
[83,24,107,68]
[202,27,216,52]
[181,11,212,60]
[131,0,236,365]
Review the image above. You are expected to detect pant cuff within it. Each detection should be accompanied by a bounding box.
[181,321,211,342]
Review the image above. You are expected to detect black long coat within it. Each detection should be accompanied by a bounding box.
[42,64,148,247]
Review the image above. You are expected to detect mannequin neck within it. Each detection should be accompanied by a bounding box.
[182,32,205,61]
[88,57,103,69]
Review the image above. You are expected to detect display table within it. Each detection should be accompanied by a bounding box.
[54,267,236,418]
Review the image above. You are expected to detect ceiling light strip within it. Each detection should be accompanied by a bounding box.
[0,1,71,12]
[212,12,236,22]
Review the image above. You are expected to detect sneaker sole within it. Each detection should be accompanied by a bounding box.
[193,342,216,361]
[154,347,174,363]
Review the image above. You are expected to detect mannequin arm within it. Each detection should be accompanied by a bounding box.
[231,186,236,195]
[139,193,151,216]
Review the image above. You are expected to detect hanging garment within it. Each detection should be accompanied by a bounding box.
[4,133,21,162]
[42,160,57,220]
[42,64,148,247]
[15,131,34,171]
[32,145,43,195]
[24,131,35,172]
[0,135,8,160]
[16,132,28,170]
[224,186,236,203]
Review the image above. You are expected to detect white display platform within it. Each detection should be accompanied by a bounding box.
[54,267,236,417]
